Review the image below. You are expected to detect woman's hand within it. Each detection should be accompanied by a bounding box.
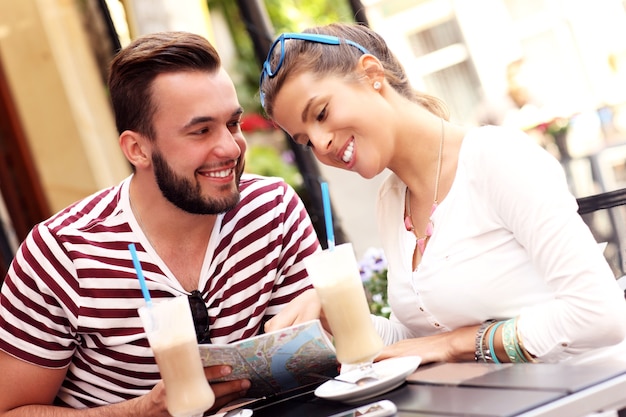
[376,325,479,364]
[264,289,322,332]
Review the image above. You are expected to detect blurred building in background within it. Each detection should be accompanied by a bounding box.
[363,0,626,133]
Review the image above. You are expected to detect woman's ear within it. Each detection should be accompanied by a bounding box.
[358,54,385,87]
[119,130,150,169]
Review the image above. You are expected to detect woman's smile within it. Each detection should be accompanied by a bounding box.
[341,138,355,164]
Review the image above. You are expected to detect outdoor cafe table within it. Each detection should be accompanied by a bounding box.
[244,360,626,417]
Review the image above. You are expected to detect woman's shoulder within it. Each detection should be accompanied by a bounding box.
[460,125,544,164]
[462,125,530,148]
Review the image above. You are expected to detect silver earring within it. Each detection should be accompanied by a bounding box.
[373,81,381,90]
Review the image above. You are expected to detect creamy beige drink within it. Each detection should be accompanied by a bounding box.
[152,338,215,417]
[305,243,383,366]
[139,296,215,417]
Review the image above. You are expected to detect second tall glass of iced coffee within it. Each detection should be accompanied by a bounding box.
[139,296,215,417]
[304,243,384,372]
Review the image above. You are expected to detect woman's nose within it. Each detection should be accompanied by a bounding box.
[309,129,333,153]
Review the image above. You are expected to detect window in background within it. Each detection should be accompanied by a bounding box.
[407,16,481,124]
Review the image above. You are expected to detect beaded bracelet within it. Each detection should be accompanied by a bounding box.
[474,319,496,362]
[481,321,498,363]
[487,321,505,364]
[502,318,528,363]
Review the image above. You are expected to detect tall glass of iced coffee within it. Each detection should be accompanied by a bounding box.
[139,296,215,417]
[304,243,384,371]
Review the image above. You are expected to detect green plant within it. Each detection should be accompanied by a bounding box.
[264,0,354,33]
[358,248,390,318]
[245,143,303,192]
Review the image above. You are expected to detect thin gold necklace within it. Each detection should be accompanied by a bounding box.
[404,118,444,255]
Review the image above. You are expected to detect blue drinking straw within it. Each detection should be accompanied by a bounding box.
[128,243,153,308]
[321,181,335,251]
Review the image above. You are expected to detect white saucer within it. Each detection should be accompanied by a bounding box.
[314,356,422,404]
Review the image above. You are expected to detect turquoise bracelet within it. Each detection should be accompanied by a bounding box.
[488,321,504,364]
[502,318,528,363]
[512,318,530,362]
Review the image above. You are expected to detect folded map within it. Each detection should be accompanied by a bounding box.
[199,319,339,398]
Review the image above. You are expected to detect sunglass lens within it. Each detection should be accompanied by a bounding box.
[188,291,210,343]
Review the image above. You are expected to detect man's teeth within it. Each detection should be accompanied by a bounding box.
[342,141,354,163]
[208,169,232,178]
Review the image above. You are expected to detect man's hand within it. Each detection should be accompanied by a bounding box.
[204,365,251,412]
[264,289,323,333]
[77,365,250,416]
[0,350,251,417]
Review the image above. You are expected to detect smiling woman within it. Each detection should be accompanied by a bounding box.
[257,22,626,376]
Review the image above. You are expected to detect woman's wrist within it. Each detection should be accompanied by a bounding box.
[448,324,484,362]
[474,320,496,362]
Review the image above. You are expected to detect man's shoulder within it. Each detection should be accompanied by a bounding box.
[40,181,126,234]
[239,173,293,198]
[223,174,302,223]
[240,173,288,188]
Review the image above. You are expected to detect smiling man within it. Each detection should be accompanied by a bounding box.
[0,31,320,417]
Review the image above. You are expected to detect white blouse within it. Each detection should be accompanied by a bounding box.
[372,125,626,363]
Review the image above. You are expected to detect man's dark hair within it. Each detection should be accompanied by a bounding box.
[108,31,221,140]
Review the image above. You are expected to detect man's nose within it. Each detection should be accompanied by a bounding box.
[215,129,242,158]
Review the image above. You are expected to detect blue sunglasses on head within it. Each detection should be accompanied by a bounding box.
[259,33,370,108]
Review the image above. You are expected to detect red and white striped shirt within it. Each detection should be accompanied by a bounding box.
[0,174,319,407]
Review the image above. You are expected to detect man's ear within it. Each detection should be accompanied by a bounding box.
[119,130,150,169]
[358,54,385,86]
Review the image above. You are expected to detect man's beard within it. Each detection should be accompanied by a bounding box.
[152,150,243,215]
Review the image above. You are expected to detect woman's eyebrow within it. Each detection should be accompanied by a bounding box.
[301,97,316,122]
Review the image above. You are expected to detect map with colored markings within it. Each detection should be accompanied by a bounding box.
[199,320,338,398]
